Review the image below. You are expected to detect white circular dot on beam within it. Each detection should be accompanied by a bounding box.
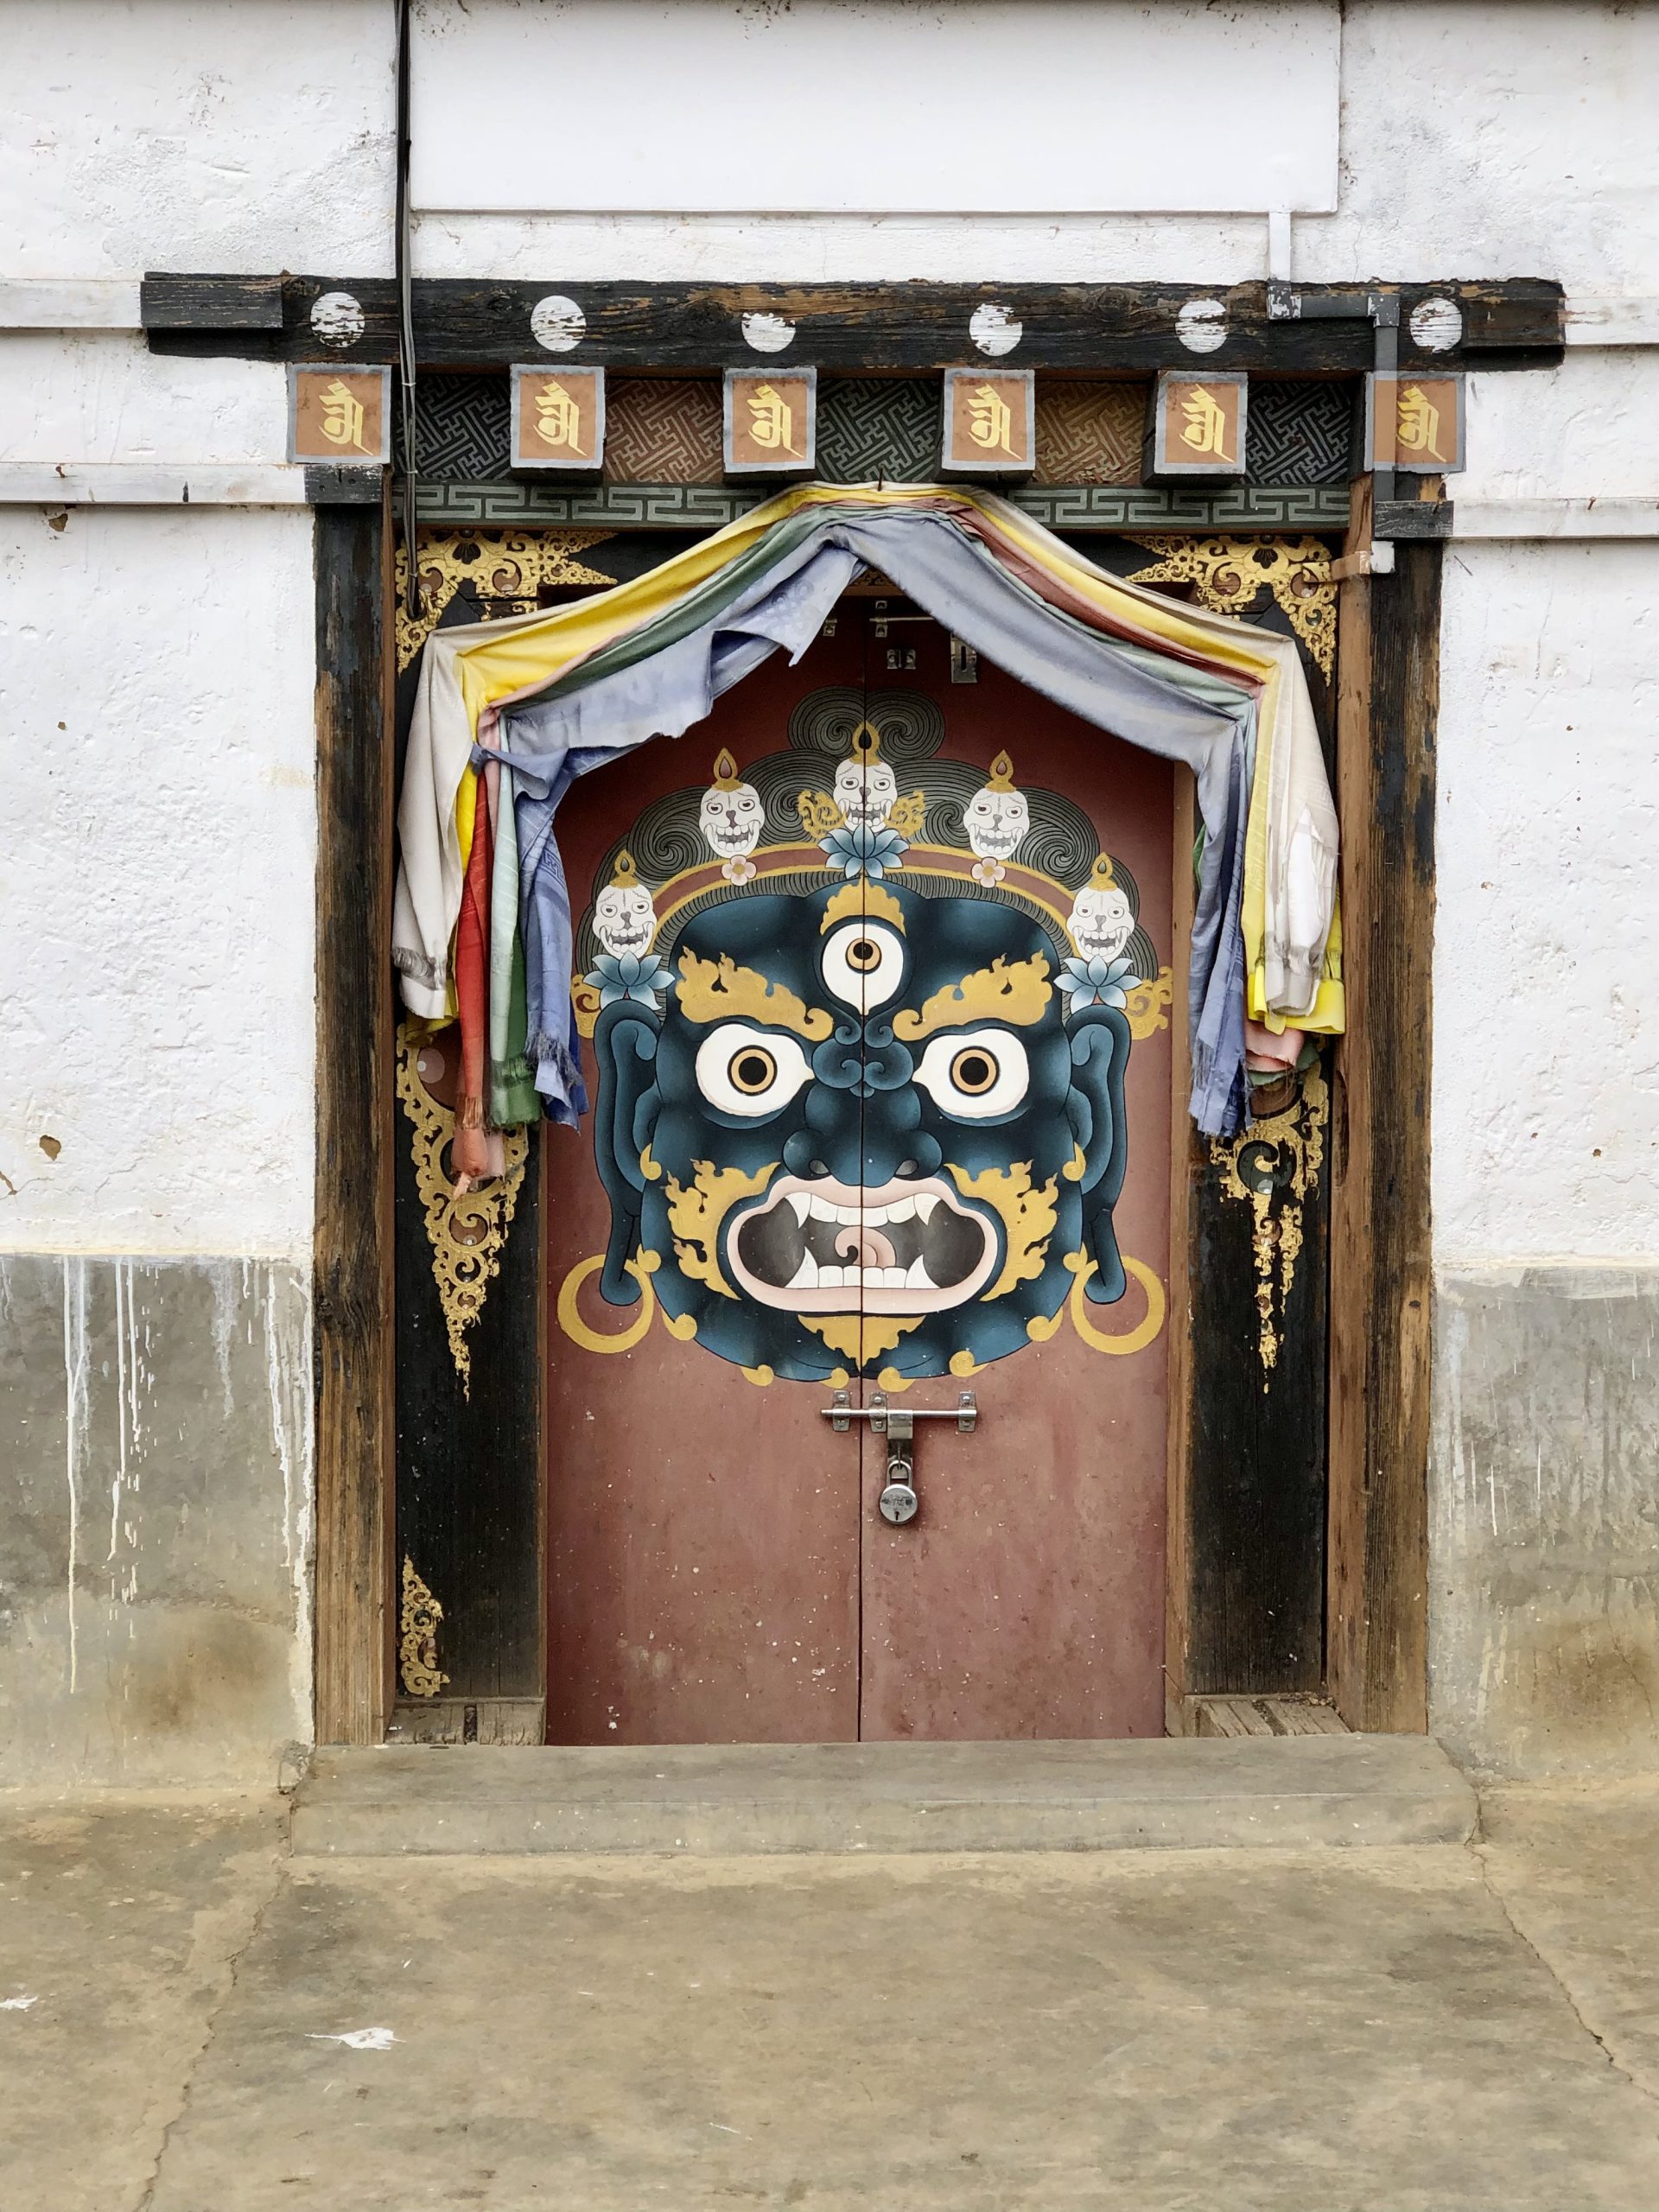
[741,311,797,354]
[1175,298,1229,354]
[309,291,365,348]
[1409,296,1464,353]
[969,302,1022,356]
[531,295,587,353]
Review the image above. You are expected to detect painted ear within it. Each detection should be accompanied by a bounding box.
[592,1001,662,1306]
[1065,1006,1132,1306]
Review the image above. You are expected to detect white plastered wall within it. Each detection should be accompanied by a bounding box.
[1,0,397,1255]
[0,503,319,1257]
[0,0,392,1780]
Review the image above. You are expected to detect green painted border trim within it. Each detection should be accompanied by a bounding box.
[407,480,1351,533]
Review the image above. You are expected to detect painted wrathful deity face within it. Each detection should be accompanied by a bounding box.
[591,881,1131,1382]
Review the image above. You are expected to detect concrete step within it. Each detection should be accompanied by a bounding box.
[289,1735,1476,1858]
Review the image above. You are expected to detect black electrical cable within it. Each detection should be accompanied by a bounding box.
[395,0,417,615]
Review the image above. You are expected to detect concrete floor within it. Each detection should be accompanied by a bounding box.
[4,1783,1659,2210]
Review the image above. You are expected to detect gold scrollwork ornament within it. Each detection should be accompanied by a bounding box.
[1123,535,1336,679]
[399,1555,448,1699]
[1210,1063,1329,1381]
[393,528,620,670]
[395,1026,528,1392]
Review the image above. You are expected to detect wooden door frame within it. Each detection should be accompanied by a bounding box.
[310,490,1440,1745]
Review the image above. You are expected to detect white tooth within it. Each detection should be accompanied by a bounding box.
[904,1257,935,1289]
[787,1192,810,1225]
[787,1253,819,1290]
[809,1196,840,1224]
[914,1194,940,1224]
[876,1268,906,1289]
[836,1202,861,1227]
[819,1265,845,1288]
[885,1197,914,1224]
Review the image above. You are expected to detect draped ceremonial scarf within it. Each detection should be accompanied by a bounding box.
[393,485,1341,1138]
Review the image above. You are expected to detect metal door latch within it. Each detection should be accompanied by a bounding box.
[820,1390,977,1526]
[878,1405,918,1524]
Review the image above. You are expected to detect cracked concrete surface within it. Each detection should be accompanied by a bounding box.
[4,1782,1659,2210]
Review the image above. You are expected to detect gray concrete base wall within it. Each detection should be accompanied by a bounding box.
[1432,1265,1659,1779]
[0,1255,311,1785]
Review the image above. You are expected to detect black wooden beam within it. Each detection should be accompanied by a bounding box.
[143,276,1565,373]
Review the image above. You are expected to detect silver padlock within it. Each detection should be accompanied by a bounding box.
[885,1424,925,1530]
[879,1474,919,1524]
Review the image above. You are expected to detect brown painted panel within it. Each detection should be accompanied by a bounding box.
[853,627,1172,1740]
[544,626,870,1745]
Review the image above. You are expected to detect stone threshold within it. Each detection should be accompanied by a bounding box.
[289,1735,1475,1858]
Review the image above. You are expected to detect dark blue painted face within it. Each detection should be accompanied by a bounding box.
[592,882,1130,1382]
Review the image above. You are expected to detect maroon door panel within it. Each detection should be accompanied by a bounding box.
[545,597,1170,1743]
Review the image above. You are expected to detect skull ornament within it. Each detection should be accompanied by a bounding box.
[1068,855,1135,964]
[833,753,897,832]
[592,850,658,958]
[698,748,765,861]
[962,750,1031,861]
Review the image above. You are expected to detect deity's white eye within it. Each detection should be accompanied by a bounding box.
[821,921,906,1011]
[694,1024,812,1118]
[914,1027,1030,1120]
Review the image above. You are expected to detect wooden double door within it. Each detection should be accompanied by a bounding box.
[543,593,1173,1742]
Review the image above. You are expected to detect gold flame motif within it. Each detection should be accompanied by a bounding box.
[675,950,834,1040]
[892,954,1052,1040]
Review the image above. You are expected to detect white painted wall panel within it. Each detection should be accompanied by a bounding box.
[2,0,394,279]
[1459,358,1659,503]
[0,337,288,467]
[1301,1,1659,292]
[0,508,317,1260]
[411,0,1340,217]
[413,0,1658,291]
[1433,541,1659,1265]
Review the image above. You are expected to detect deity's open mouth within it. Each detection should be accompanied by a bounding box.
[727,1173,998,1313]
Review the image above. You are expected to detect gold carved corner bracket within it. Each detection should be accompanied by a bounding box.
[394,529,620,670]
[395,1024,529,1391]
[1124,536,1336,680]
[1209,1062,1329,1382]
[399,1554,448,1699]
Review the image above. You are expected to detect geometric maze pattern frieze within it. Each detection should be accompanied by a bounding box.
[1247,381,1352,486]
[403,374,512,479]
[1033,381,1145,486]
[817,378,940,483]
[603,378,724,484]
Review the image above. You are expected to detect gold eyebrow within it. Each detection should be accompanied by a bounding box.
[675,950,834,1040]
[892,954,1052,1039]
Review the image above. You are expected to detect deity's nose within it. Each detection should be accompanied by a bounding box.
[785,1081,863,1184]
[859,1085,941,1185]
